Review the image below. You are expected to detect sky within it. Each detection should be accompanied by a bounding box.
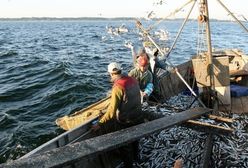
[0,0,247,20]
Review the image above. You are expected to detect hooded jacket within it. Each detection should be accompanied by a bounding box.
[128,68,153,96]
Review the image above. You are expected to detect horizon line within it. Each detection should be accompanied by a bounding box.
[0,17,235,22]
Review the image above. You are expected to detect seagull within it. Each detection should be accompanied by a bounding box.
[147,11,154,19]
[153,0,166,6]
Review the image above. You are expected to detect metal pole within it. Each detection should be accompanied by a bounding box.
[216,0,248,33]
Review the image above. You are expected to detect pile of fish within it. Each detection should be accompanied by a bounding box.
[118,94,248,167]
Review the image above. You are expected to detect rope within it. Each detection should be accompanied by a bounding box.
[147,0,195,32]
[196,0,208,57]
[216,0,248,33]
[197,20,207,57]
[165,0,197,59]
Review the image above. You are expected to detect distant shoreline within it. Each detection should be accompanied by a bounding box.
[0,17,233,22]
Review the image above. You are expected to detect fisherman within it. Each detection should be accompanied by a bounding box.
[149,48,169,101]
[128,50,154,102]
[92,62,143,168]
[125,42,169,102]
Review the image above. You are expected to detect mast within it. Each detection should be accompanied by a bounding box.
[201,2,215,167]
[202,0,215,108]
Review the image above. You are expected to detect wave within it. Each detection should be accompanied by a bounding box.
[0,50,18,58]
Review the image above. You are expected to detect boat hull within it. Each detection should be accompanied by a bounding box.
[9,49,248,168]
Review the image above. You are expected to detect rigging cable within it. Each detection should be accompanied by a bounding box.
[197,0,207,57]
[136,20,206,108]
[215,0,248,33]
[147,0,195,32]
[164,0,197,60]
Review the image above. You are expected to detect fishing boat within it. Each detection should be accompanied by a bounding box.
[1,0,248,167]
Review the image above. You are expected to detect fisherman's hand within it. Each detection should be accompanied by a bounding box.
[141,91,147,97]
[91,123,101,131]
[91,120,101,131]
[140,91,148,103]
[174,67,178,73]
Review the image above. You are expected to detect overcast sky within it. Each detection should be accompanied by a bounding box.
[1,0,247,20]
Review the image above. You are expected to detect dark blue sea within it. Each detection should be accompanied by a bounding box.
[0,19,247,163]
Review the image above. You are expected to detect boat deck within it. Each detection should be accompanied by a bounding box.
[231,96,248,114]
[219,96,248,114]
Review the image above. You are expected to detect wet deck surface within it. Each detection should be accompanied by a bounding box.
[231,96,248,114]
